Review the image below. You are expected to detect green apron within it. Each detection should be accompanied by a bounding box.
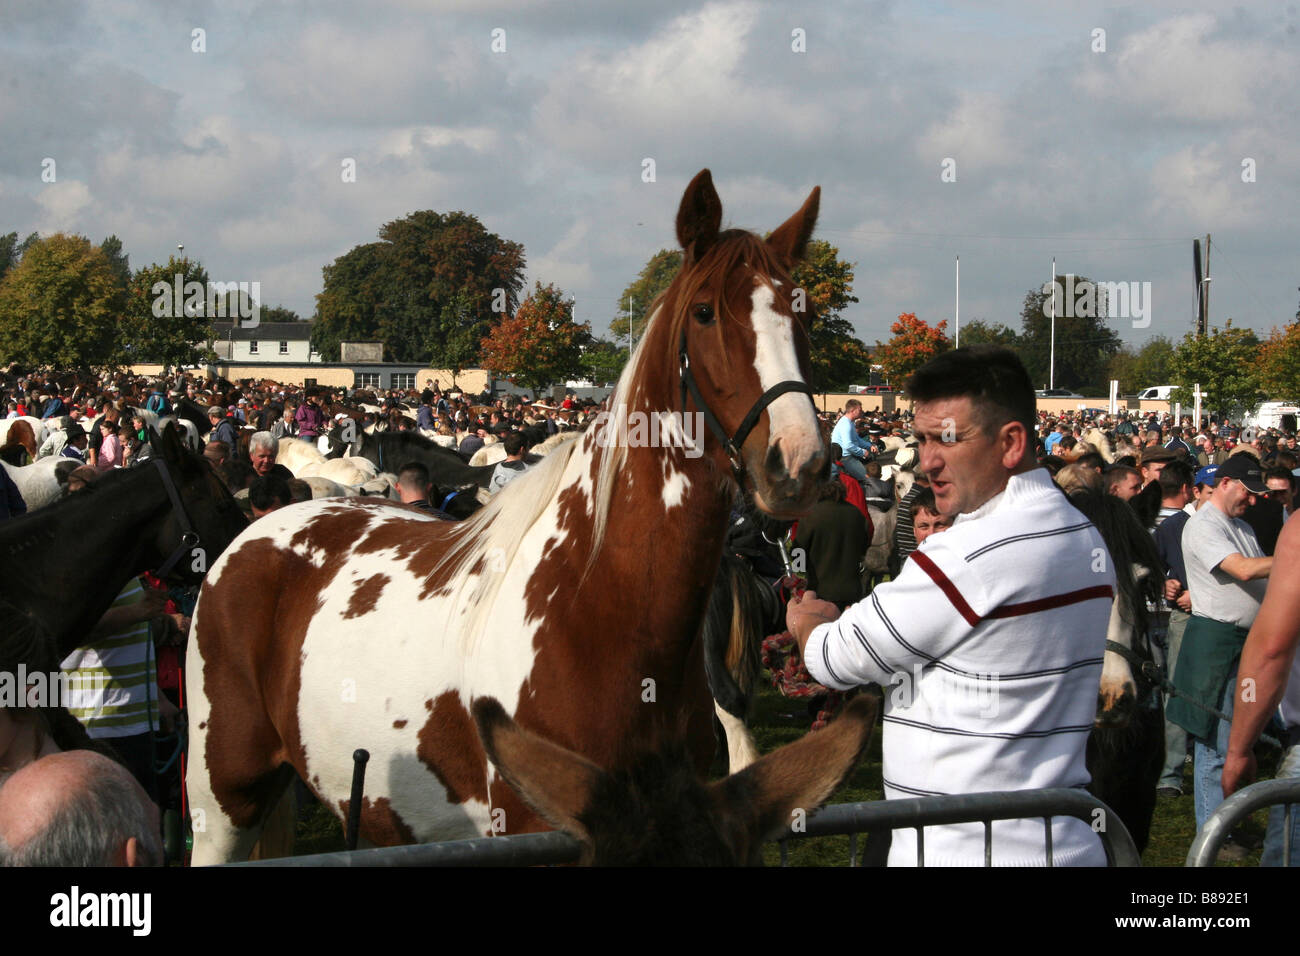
[1166,615,1248,742]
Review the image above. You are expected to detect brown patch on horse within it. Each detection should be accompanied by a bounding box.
[343,573,389,619]
[336,795,418,846]
[416,692,491,808]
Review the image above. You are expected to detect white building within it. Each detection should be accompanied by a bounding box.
[210,321,320,363]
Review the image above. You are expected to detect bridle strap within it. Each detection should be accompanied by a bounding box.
[153,458,200,578]
[678,330,814,482]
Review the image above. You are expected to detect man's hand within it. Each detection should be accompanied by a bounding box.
[1222,750,1256,797]
[786,590,842,658]
[1164,577,1182,601]
[1176,590,1192,612]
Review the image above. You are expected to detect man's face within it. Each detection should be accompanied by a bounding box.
[912,508,954,547]
[914,397,1019,518]
[251,500,284,520]
[1215,478,1255,518]
[1110,472,1143,501]
[1141,461,1167,485]
[250,447,275,476]
[1267,477,1293,512]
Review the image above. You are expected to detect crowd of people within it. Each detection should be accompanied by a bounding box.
[2,353,1298,866]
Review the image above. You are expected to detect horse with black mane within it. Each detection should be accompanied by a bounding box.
[186,169,828,862]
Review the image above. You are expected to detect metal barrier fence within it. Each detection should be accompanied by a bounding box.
[1186,777,1300,867]
[229,787,1138,867]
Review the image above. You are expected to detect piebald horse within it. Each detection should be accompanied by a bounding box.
[186,170,827,863]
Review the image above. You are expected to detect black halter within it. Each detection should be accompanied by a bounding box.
[153,458,201,579]
[678,329,814,484]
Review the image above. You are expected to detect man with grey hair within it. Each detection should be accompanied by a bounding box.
[0,750,161,866]
[249,431,279,478]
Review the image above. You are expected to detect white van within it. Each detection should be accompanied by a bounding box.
[1137,385,1176,401]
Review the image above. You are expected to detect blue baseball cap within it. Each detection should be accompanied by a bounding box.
[1194,465,1218,487]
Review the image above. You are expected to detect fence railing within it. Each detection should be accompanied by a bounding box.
[1185,777,1300,867]
[228,787,1138,867]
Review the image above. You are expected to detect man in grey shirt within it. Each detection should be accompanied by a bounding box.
[1169,453,1273,833]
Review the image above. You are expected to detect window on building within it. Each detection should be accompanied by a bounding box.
[357,373,380,389]
[279,340,289,354]
[249,340,259,354]
[391,373,415,390]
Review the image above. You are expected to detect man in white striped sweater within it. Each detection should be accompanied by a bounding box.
[789,347,1116,866]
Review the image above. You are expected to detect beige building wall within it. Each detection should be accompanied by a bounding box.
[414,369,490,395]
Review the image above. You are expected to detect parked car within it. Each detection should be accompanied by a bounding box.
[1036,388,1084,398]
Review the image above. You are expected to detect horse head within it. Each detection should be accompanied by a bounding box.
[632,169,827,518]
[472,694,877,866]
[148,422,248,586]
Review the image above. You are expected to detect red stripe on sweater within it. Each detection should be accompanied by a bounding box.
[910,550,981,626]
[984,584,1114,619]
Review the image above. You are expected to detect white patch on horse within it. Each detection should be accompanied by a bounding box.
[748,283,818,441]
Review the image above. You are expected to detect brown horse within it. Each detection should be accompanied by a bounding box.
[185,169,826,863]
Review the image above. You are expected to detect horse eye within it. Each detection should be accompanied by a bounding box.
[692,303,714,324]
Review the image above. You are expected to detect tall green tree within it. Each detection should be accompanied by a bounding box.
[313,211,526,364]
[1107,336,1175,394]
[479,282,592,394]
[1169,321,1262,413]
[1258,322,1300,399]
[1018,275,1122,392]
[0,232,20,283]
[125,257,216,372]
[579,339,629,385]
[99,235,131,291]
[611,249,683,343]
[0,233,127,369]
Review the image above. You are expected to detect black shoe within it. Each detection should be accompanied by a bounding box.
[1156,786,1183,797]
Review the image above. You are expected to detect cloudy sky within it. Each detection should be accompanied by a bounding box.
[3,0,1297,360]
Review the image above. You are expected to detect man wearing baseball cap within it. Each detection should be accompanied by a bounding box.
[1167,452,1273,853]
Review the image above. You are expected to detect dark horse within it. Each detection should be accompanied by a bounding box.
[1070,488,1165,854]
[346,428,499,489]
[0,423,249,660]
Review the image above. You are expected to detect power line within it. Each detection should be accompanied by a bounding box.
[817,226,1190,243]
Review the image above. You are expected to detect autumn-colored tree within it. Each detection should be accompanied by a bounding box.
[873,313,950,388]
[1257,321,1300,399]
[479,282,593,394]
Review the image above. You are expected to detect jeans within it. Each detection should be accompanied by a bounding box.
[1158,610,1191,790]
[839,455,867,484]
[1262,741,1300,867]
[1193,665,1236,830]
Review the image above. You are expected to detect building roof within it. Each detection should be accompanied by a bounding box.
[211,321,314,342]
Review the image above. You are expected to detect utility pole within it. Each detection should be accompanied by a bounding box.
[1201,233,1211,337]
[1049,258,1056,390]
[954,256,959,349]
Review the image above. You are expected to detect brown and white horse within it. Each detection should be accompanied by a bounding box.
[186,169,828,863]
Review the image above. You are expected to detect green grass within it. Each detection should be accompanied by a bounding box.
[291,681,1280,867]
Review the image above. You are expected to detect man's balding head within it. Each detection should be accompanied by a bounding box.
[0,750,160,866]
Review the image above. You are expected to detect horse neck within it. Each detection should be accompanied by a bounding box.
[15,469,177,657]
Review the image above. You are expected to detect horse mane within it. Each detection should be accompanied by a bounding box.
[1066,488,1162,642]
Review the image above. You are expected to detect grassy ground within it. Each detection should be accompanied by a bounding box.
[292,680,1279,866]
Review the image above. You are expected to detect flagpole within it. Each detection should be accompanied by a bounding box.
[954,256,960,349]
[1049,258,1056,390]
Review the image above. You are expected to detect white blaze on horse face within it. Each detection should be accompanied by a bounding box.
[748,282,819,473]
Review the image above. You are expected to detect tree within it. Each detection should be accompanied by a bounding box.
[611,249,682,343]
[956,318,1018,348]
[792,239,869,391]
[124,257,217,372]
[0,232,19,283]
[1107,336,1175,394]
[313,211,526,363]
[1018,275,1122,392]
[1257,322,1300,399]
[874,313,950,387]
[1169,320,1262,413]
[479,282,593,394]
[579,339,629,385]
[434,290,488,388]
[0,233,127,369]
[259,305,302,324]
[99,235,131,291]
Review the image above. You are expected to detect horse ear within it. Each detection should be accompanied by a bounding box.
[472,697,600,848]
[709,693,876,858]
[766,185,821,265]
[676,169,723,264]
